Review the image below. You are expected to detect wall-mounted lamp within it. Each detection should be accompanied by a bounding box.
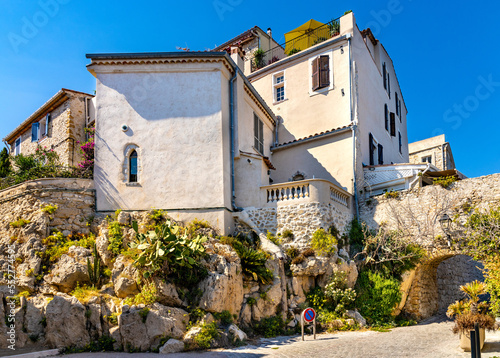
[340,46,344,54]
[341,88,345,96]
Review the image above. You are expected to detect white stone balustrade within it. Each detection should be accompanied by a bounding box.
[261,179,351,208]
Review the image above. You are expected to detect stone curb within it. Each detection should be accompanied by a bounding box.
[5,349,59,358]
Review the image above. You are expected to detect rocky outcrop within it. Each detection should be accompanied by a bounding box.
[47,246,91,293]
[198,244,243,316]
[112,255,139,298]
[153,278,182,307]
[119,303,189,352]
[159,338,184,354]
[45,294,90,349]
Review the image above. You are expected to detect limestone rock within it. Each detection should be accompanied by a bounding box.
[146,303,189,342]
[183,326,202,348]
[228,324,247,341]
[120,303,189,352]
[198,253,243,316]
[24,296,48,341]
[153,278,182,307]
[96,234,114,267]
[346,310,367,327]
[291,256,332,276]
[45,294,90,349]
[251,280,282,321]
[109,326,122,351]
[118,306,149,352]
[0,293,6,349]
[47,251,90,293]
[159,338,185,354]
[117,211,130,226]
[112,255,139,298]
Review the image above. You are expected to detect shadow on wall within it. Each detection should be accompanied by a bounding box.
[100,72,222,121]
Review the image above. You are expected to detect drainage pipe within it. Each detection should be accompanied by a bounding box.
[348,34,359,220]
[229,68,244,212]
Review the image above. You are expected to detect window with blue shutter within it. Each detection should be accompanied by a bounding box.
[15,138,21,155]
[378,144,384,165]
[31,122,39,142]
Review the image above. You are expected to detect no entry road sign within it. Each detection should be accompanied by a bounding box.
[303,308,316,322]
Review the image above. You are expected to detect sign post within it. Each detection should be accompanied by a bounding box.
[301,307,316,341]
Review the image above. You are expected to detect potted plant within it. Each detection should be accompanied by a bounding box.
[328,19,340,37]
[447,280,498,351]
[253,48,266,70]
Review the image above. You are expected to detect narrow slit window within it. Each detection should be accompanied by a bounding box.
[129,150,138,182]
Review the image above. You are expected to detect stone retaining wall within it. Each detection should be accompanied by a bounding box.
[244,201,353,246]
[0,178,95,238]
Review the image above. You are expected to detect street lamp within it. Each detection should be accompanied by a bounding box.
[439,213,452,247]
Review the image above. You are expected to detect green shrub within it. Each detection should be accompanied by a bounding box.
[281,229,294,241]
[266,231,281,246]
[254,316,285,338]
[123,282,157,306]
[41,232,95,263]
[104,312,119,325]
[194,322,219,349]
[247,297,257,306]
[213,310,233,325]
[285,246,300,259]
[433,176,457,189]
[10,219,30,228]
[311,228,337,256]
[0,148,11,178]
[355,270,402,325]
[384,190,399,199]
[149,209,165,223]
[41,204,58,214]
[138,307,150,323]
[107,221,123,255]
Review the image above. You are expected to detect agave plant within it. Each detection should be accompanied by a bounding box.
[234,244,274,285]
[87,243,101,287]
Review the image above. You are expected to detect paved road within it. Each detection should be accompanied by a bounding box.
[39,317,500,358]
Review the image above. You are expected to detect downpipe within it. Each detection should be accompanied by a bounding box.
[229,68,243,212]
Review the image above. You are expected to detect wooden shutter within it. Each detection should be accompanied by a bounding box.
[369,133,374,166]
[399,132,402,154]
[319,55,330,89]
[384,104,389,130]
[390,112,396,137]
[254,114,259,149]
[259,119,264,154]
[312,57,320,91]
[378,144,384,165]
[399,99,402,122]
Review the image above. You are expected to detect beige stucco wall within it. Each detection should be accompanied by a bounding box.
[270,130,354,194]
[8,92,91,167]
[351,24,409,167]
[409,135,455,170]
[249,39,351,144]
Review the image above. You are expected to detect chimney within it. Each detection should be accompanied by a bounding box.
[230,46,245,71]
[267,28,272,38]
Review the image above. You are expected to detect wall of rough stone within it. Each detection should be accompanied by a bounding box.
[359,174,500,319]
[0,178,95,237]
[9,91,92,167]
[437,255,484,312]
[243,201,353,246]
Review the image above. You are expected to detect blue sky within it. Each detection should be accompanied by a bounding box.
[1,0,499,178]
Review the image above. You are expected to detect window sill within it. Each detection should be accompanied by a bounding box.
[252,146,264,157]
[273,98,288,105]
[309,86,333,97]
[125,182,141,187]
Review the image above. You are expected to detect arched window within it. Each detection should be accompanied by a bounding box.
[129,150,138,183]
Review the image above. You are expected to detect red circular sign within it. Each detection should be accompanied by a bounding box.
[303,308,316,322]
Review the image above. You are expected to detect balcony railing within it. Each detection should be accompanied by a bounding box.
[261,178,350,207]
[249,18,341,73]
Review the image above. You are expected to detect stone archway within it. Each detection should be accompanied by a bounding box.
[401,251,484,320]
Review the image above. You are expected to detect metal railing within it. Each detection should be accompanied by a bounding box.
[250,18,341,72]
